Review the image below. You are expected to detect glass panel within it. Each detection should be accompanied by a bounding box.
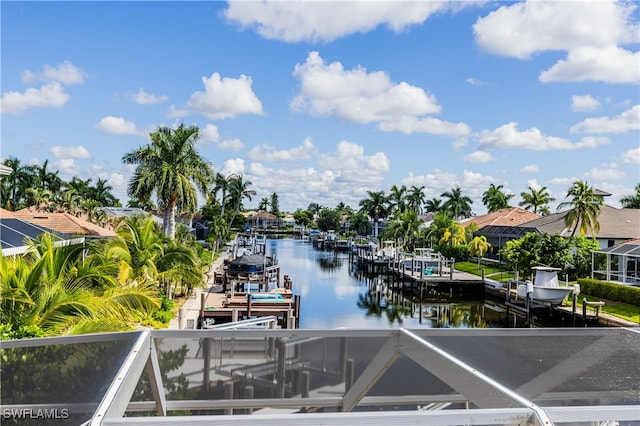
[0,332,142,425]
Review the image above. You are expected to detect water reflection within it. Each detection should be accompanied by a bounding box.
[269,238,514,329]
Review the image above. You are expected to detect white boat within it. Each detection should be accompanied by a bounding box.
[515,266,573,305]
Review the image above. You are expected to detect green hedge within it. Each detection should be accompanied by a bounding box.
[577,278,640,306]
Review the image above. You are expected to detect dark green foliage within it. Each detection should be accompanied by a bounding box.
[438,244,470,262]
[570,237,600,279]
[578,278,640,306]
[500,232,571,279]
[316,208,341,232]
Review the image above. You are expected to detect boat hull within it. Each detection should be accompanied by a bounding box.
[517,283,572,305]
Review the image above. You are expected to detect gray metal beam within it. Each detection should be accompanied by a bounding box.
[90,329,151,425]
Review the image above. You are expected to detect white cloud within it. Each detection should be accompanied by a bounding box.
[221,158,246,176]
[318,140,389,173]
[401,168,498,210]
[223,1,455,43]
[584,165,625,181]
[474,1,639,84]
[50,145,90,159]
[53,158,79,176]
[185,73,263,120]
[130,89,168,105]
[570,104,640,134]
[21,61,87,85]
[620,147,640,164]
[291,52,470,138]
[540,46,640,84]
[464,151,494,163]
[1,82,70,115]
[378,116,471,137]
[478,122,611,151]
[465,77,489,86]
[571,95,600,112]
[247,137,315,162]
[200,124,220,144]
[94,116,142,136]
[217,138,245,151]
[520,164,540,173]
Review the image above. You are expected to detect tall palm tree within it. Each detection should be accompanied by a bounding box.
[1,157,32,210]
[406,185,426,214]
[122,123,214,239]
[359,190,389,238]
[519,186,555,215]
[388,184,407,216]
[482,184,513,213]
[620,183,640,209]
[557,180,604,237]
[226,174,256,226]
[257,197,270,212]
[424,197,443,214]
[27,159,63,193]
[210,172,232,217]
[441,187,473,219]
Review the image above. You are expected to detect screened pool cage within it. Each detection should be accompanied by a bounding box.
[1,323,639,426]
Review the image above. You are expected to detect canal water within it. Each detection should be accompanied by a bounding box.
[266,237,517,329]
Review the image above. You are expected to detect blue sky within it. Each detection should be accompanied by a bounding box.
[2,1,639,214]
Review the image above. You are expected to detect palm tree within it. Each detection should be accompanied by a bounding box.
[122,123,214,239]
[25,187,53,211]
[28,159,63,193]
[468,235,492,268]
[1,157,32,210]
[441,187,473,219]
[482,184,513,213]
[257,197,270,212]
[0,233,159,336]
[424,197,443,214]
[423,212,455,247]
[620,183,640,209]
[406,185,426,214]
[519,186,555,215]
[384,210,422,251]
[210,172,232,218]
[226,174,256,226]
[388,184,407,216]
[557,180,604,237]
[439,223,467,246]
[207,216,229,255]
[349,211,371,236]
[359,190,389,238]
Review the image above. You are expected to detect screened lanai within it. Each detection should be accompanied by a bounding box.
[1,326,639,426]
[592,241,640,286]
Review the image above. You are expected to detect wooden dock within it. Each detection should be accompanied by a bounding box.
[200,274,301,329]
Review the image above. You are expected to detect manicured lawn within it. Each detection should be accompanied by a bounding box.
[455,261,515,283]
[572,294,640,324]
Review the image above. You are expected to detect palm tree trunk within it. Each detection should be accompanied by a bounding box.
[163,206,175,239]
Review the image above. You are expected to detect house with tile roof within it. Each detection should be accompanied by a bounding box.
[12,210,117,238]
[461,207,541,230]
[476,205,640,255]
[0,208,86,256]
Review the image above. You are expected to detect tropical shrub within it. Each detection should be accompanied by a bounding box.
[577,278,640,306]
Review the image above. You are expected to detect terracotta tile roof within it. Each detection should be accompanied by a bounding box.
[462,207,541,229]
[0,208,15,218]
[12,211,116,237]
